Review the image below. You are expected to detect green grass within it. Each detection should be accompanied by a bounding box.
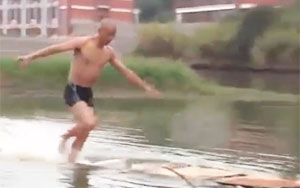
[0,55,215,94]
[0,56,70,88]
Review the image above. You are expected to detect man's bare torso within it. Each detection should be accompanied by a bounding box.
[17,21,162,164]
[69,37,112,87]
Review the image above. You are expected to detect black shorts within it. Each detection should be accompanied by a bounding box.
[64,83,94,107]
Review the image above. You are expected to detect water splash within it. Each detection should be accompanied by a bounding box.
[0,117,72,163]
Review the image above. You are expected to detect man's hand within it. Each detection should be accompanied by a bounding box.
[17,55,33,68]
[145,86,163,99]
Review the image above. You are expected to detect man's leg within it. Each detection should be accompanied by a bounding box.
[63,101,98,163]
[59,125,80,153]
[62,126,80,139]
[68,128,90,162]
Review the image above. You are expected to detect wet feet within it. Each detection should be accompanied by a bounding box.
[59,137,67,154]
[68,149,80,163]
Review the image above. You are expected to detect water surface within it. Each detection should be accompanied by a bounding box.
[0,93,299,187]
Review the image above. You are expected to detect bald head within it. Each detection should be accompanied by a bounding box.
[99,21,116,33]
[97,20,117,45]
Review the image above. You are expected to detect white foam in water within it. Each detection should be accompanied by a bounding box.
[0,117,73,163]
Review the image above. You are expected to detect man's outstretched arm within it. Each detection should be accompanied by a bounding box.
[17,36,88,67]
[109,49,162,98]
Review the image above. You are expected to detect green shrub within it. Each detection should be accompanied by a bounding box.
[250,3,300,67]
[275,1,299,30]
[136,24,191,59]
[252,28,299,68]
[195,6,299,67]
[195,7,276,64]
[135,5,298,68]
[226,6,276,63]
[192,22,238,46]
[192,23,238,62]
[136,0,174,23]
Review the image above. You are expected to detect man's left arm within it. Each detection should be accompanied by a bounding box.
[109,50,162,98]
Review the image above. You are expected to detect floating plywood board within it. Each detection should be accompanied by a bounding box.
[131,163,299,187]
[131,164,244,179]
[217,177,300,188]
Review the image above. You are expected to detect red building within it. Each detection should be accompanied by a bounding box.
[0,0,138,37]
[60,0,139,35]
[65,0,138,23]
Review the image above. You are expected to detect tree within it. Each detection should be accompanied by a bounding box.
[136,0,174,22]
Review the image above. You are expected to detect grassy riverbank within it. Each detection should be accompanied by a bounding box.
[0,55,216,94]
[1,55,299,102]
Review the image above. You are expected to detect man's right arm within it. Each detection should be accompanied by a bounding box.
[17,36,88,67]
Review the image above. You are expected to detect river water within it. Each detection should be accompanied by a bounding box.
[0,92,299,188]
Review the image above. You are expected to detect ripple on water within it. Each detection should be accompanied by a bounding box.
[0,117,298,188]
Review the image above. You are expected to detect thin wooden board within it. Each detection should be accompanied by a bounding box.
[217,177,300,188]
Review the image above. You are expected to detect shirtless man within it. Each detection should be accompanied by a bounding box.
[17,21,162,163]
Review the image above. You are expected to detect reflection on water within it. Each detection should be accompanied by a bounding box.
[196,70,300,94]
[0,93,299,187]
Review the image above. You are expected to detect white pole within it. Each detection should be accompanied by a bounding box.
[133,9,139,23]
[176,13,182,23]
[2,0,8,35]
[40,0,47,37]
[21,0,27,37]
[235,0,240,10]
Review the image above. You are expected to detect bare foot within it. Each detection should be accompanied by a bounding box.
[68,149,80,163]
[59,137,67,154]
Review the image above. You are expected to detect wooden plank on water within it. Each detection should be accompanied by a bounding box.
[132,164,245,179]
[217,177,300,188]
[131,163,299,187]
